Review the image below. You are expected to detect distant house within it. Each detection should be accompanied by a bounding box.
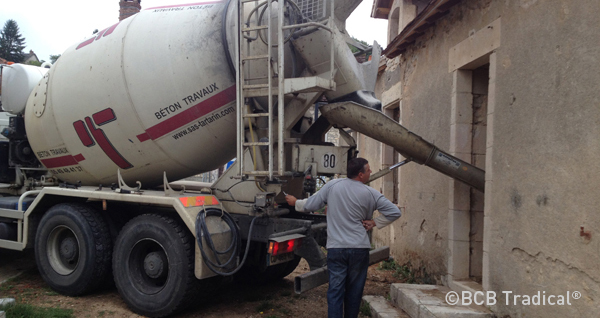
[23,50,39,64]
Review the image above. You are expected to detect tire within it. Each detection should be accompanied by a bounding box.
[113,214,198,317]
[279,255,302,278]
[34,202,112,296]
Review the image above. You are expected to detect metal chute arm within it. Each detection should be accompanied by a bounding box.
[319,102,485,192]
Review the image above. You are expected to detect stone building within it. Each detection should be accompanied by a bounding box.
[361,0,600,316]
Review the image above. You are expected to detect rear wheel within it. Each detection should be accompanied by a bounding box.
[34,203,112,296]
[113,214,198,317]
[279,255,302,278]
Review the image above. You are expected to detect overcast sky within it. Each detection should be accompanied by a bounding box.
[0,0,387,63]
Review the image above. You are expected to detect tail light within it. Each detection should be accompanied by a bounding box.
[268,238,302,256]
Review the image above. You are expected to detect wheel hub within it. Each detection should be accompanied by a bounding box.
[60,237,77,262]
[143,251,167,279]
[47,225,80,275]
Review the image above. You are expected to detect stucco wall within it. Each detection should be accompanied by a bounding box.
[364,0,600,316]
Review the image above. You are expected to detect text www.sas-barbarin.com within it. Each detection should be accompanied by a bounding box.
[172,106,235,140]
[445,290,581,306]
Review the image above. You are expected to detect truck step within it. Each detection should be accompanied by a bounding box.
[243,141,270,147]
[243,113,270,118]
[242,54,269,61]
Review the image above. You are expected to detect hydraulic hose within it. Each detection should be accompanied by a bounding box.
[195,208,259,276]
[221,0,236,76]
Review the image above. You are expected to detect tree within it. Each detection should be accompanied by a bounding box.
[0,19,26,63]
[348,37,369,54]
[27,60,42,67]
[49,54,61,64]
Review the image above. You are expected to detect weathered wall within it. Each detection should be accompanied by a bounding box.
[363,0,600,316]
[483,1,600,316]
[368,3,456,282]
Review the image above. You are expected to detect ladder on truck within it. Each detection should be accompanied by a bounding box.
[235,0,336,180]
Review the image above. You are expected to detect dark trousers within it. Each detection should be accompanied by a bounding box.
[327,248,370,318]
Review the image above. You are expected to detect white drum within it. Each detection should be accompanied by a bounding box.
[25,1,237,187]
[1,63,49,115]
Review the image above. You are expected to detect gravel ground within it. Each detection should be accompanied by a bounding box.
[0,249,404,318]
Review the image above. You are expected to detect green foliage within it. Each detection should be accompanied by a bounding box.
[5,303,74,318]
[382,259,415,282]
[0,19,26,63]
[359,300,372,317]
[49,54,61,64]
[27,60,42,66]
[349,37,369,53]
[378,259,434,284]
[378,258,398,270]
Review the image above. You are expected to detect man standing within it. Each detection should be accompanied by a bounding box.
[285,157,401,318]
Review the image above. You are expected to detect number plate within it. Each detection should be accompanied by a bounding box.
[268,251,295,266]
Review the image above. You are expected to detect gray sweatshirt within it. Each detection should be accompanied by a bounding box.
[295,178,401,249]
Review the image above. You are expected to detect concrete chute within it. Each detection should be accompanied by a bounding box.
[319,102,485,192]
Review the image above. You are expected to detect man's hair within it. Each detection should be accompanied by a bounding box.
[347,157,368,179]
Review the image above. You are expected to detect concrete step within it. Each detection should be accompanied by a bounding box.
[390,284,495,318]
[363,295,410,318]
[0,298,15,310]
[0,297,15,318]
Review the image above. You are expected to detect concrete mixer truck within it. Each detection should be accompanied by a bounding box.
[0,0,484,316]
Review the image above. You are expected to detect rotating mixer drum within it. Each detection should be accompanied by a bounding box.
[25,2,239,187]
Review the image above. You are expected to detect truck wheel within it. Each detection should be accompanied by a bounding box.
[34,203,112,296]
[113,214,198,317]
[279,255,302,278]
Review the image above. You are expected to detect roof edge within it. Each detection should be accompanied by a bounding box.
[383,0,460,58]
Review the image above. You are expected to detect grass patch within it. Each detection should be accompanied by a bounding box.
[359,301,371,317]
[0,277,16,292]
[5,303,73,318]
[43,289,60,296]
[0,270,62,303]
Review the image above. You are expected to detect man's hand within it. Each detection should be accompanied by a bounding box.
[285,194,297,206]
[362,220,375,231]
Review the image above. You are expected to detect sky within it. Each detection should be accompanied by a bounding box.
[0,0,388,63]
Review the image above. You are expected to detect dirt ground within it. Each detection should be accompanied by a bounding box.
[0,249,404,318]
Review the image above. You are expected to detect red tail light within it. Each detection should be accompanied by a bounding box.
[268,238,302,256]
